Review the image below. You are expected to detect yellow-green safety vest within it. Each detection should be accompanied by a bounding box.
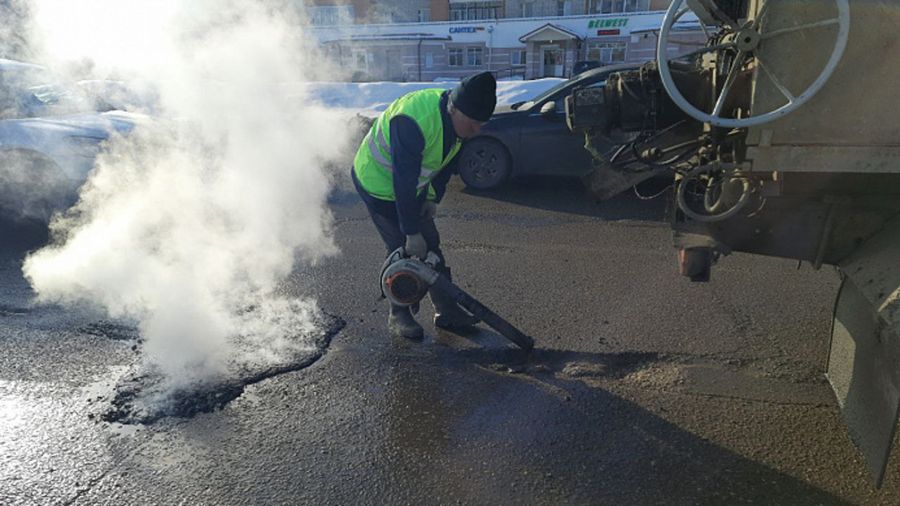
[353,88,461,201]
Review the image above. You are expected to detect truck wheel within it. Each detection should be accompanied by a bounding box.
[458,138,511,190]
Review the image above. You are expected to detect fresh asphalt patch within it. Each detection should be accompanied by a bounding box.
[99,312,345,425]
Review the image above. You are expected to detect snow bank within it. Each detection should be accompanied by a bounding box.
[288,78,565,116]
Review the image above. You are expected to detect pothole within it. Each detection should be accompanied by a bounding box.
[623,362,686,389]
[479,350,660,379]
[443,240,516,254]
[100,312,345,425]
[559,352,660,379]
[478,347,831,405]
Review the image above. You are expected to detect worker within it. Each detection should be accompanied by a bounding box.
[351,71,497,339]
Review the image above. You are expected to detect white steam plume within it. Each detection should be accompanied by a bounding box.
[0,1,30,61]
[21,1,350,388]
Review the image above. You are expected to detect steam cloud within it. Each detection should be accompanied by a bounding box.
[20,0,351,389]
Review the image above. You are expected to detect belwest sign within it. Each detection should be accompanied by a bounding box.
[587,18,628,29]
[450,26,485,33]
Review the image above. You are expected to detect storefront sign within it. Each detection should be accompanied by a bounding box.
[597,29,621,36]
[450,26,485,34]
[587,18,628,29]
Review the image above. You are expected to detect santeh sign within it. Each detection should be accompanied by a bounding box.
[450,26,485,33]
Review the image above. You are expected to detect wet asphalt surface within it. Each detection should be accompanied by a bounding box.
[3,175,900,505]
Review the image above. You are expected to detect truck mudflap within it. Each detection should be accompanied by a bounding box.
[828,215,900,487]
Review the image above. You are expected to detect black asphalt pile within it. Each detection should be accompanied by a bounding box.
[0,303,31,316]
[101,312,345,425]
[79,320,141,341]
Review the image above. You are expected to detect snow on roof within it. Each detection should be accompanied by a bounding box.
[298,77,563,115]
[518,23,582,42]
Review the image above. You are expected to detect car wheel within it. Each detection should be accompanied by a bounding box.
[0,150,72,222]
[457,138,511,190]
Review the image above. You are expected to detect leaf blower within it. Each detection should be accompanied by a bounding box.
[380,247,534,352]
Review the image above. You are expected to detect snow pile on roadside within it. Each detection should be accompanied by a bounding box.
[82,77,565,117]
[290,78,564,116]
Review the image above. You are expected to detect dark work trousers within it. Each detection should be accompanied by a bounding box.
[352,168,447,272]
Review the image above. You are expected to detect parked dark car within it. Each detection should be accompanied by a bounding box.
[456,63,639,190]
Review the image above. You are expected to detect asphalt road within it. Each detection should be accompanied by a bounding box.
[2,175,900,505]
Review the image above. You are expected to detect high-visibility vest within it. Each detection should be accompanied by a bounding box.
[353,88,461,201]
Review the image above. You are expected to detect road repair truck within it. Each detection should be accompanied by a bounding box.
[566,0,900,486]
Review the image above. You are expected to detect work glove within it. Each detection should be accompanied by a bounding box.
[420,201,437,220]
[404,233,427,259]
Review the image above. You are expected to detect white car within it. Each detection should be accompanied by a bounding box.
[0,59,145,220]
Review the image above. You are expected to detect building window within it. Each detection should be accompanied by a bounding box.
[467,47,483,66]
[353,50,369,72]
[339,49,353,68]
[586,41,627,63]
[449,1,503,20]
[425,52,435,69]
[309,5,355,26]
[512,49,527,66]
[593,0,649,13]
[521,1,534,17]
[625,0,651,11]
[449,48,464,66]
[557,0,573,16]
[418,8,430,22]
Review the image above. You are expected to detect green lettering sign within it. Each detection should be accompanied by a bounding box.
[588,18,628,29]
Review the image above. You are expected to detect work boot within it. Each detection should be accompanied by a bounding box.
[388,304,424,340]
[430,266,479,330]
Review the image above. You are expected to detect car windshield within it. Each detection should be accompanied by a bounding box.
[0,66,92,120]
[518,72,603,111]
[518,81,572,111]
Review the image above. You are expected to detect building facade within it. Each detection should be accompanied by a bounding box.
[313,9,703,81]
[369,0,440,23]
[302,0,674,24]
[0,0,31,60]
[505,0,588,19]
[302,0,448,24]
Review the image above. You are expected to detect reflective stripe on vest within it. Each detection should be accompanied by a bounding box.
[367,129,392,169]
[368,133,443,190]
[367,112,446,174]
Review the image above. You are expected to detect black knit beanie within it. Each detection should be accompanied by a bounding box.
[450,71,497,122]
